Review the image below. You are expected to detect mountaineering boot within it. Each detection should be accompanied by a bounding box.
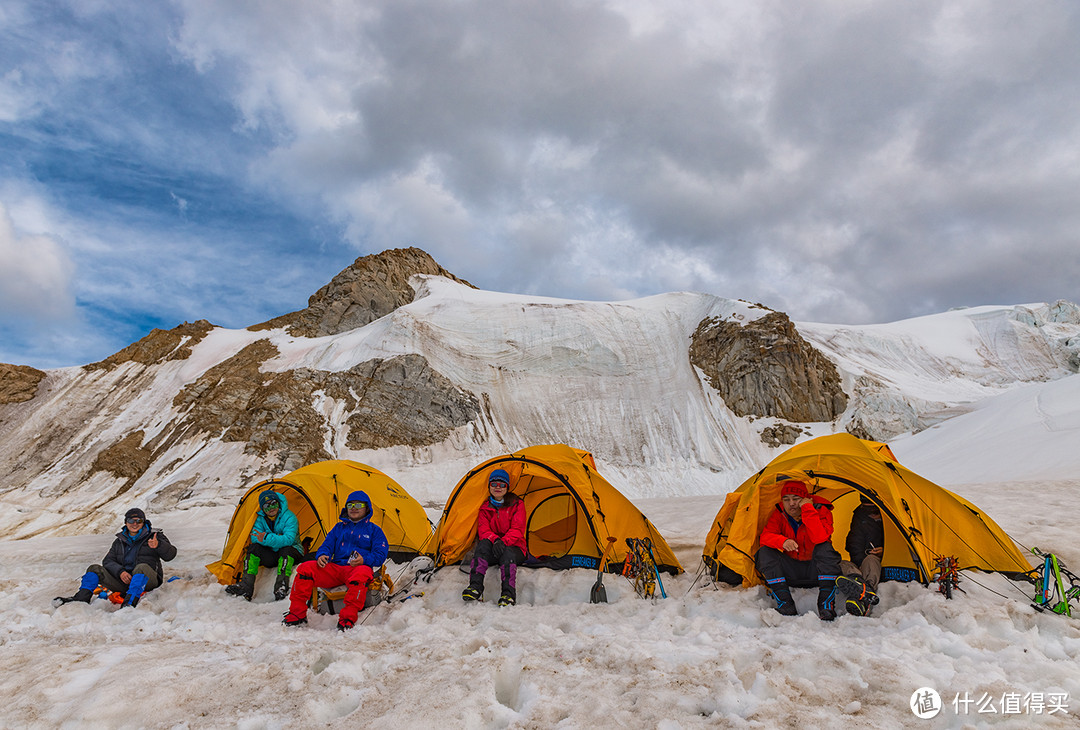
[282,611,307,627]
[122,573,149,608]
[225,572,257,601]
[817,585,837,621]
[273,572,290,601]
[461,586,482,602]
[498,576,516,607]
[53,588,94,606]
[836,575,878,616]
[845,596,872,617]
[55,570,100,606]
[766,582,797,616]
[274,555,295,601]
[337,617,355,631]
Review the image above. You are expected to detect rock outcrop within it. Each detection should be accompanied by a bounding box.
[250,247,475,337]
[0,363,47,404]
[90,430,153,495]
[84,320,215,372]
[690,311,848,422]
[168,340,479,472]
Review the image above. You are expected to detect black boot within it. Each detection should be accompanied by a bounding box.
[273,572,290,601]
[817,586,837,621]
[54,588,94,606]
[767,583,797,616]
[225,572,256,601]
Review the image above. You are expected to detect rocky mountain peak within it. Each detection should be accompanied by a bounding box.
[0,363,47,404]
[250,247,475,337]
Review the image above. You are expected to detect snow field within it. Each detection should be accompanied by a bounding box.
[2,487,1078,729]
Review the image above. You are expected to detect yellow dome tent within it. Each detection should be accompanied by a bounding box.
[207,460,433,585]
[428,444,682,575]
[703,433,1030,587]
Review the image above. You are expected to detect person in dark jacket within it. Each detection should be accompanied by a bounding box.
[54,508,177,608]
[225,490,304,601]
[282,490,388,631]
[836,495,885,616]
[462,469,527,606]
[754,481,843,620]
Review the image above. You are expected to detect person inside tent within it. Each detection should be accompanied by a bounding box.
[225,490,304,602]
[462,469,526,606]
[282,490,388,631]
[835,494,884,616]
[754,481,842,620]
[54,508,177,608]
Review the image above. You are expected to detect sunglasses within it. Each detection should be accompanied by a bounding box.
[346,502,366,509]
[125,518,144,525]
[262,503,280,510]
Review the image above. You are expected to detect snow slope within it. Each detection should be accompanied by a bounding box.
[5,376,1080,727]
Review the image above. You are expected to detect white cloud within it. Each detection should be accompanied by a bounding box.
[0,201,76,322]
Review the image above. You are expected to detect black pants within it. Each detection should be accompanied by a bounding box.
[89,563,161,594]
[248,543,303,573]
[470,539,525,598]
[755,541,842,588]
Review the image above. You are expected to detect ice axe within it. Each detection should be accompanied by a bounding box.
[590,537,618,604]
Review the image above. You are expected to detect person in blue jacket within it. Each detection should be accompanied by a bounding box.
[282,490,388,631]
[225,490,305,601]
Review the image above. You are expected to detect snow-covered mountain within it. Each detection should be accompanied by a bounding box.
[2,248,1079,539]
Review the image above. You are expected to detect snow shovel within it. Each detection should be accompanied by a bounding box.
[590,537,618,604]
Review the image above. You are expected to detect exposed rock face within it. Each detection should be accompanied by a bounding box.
[250,247,475,337]
[690,311,848,422]
[0,363,47,404]
[760,423,805,447]
[336,355,481,450]
[90,430,152,495]
[84,320,214,372]
[169,340,479,472]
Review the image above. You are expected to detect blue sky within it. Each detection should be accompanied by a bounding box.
[2,1,1079,369]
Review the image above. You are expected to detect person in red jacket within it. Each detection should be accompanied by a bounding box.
[461,469,526,606]
[754,480,842,620]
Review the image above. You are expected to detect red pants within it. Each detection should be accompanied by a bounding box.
[288,561,374,623]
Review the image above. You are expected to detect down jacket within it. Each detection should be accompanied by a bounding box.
[316,490,389,567]
[758,496,834,561]
[251,491,303,553]
[477,493,527,554]
[845,503,885,563]
[102,520,178,583]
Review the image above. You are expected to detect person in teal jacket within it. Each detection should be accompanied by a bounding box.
[226,490,304,601]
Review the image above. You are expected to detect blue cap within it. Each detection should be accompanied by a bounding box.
[488,469,510,486]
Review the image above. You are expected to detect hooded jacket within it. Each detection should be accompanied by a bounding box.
[845,503,885,563]
[316,490,389,567]
[251,492,303,552]
[759,496,834,561]
[477,492,527,554]
[102,519,177,583]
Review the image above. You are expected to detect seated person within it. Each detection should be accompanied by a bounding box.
[225,490,304,601]
[462,469,526,606]
[282,490,388,631]
[836,494,884,616]
[55,508,177,608]
[754,481,842,620]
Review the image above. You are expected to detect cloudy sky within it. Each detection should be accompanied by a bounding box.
[2,1,1079,369]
